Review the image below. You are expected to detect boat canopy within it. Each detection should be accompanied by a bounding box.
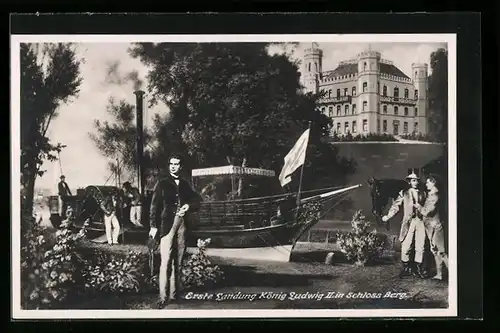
[192,165,275,177]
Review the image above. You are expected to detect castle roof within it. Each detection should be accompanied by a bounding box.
[324,62,410,80]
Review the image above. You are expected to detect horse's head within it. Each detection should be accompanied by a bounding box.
[367,177,384,217]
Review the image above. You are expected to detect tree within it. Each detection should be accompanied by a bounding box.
[20,43,83,226]
[427,48,448,143]
[128,42,355,196]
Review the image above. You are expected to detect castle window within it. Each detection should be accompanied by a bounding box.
[328,106,333,117]
[352,121,357,133]
[383,85,387,96]
[383,120,387,132]
[344,88,348,96]
[393,120,400,135]
[377,82,380,94]
[363,119,368,132]
[345,122,350,133]
[308,63,311,71]
[352,104,357,114]
[404,107,409,116]
[336,89,341,98]
[404,88,409,99]
[415,71,418,78]
[345,105,349,115]
[394,106,399,115]
[394,87,399,98]
[415,107,418,116]
[328,89,332,98]
[363,101,367,111]
[314,62,318,71]
[337,122,341,133]
[383,105,387,114]
[321,106,326,114]
[415,90,419,99]
[414,122,419,133]
[377,119,381,132]
[336,105,341,116]
[403,121,408,134]
[364,62,367,71]
[363,82,367,92]
[352,86,356,96]
[377,103,380,113]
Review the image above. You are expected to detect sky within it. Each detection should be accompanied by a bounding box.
[31,40,447,193]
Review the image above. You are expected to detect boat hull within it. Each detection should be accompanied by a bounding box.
[187,222,303,248]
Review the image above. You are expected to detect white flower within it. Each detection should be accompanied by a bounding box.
[55,230,63,237]
[50,271,58,279]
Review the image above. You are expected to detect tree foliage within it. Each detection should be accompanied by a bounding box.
[128,42,355,191]
[427,48,448,143]
[20,43,83,221]
[91,43,355,196]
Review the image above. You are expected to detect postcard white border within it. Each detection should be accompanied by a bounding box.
[11,33,457,319]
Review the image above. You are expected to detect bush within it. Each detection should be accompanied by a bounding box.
[297,200,323,225]
[21,218,87,309]
[181,238,224,288]
[336,210,385,266]
[329,132,398,142]
[81,250,147,294]
[79,238,224,295]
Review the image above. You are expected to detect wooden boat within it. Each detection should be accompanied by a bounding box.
[185,165,362,250]
[46,92,363,262]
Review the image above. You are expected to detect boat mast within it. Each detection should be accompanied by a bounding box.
[294,121,312,218]
[134,90,146,198]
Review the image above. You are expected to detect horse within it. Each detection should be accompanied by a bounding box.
[366,177,409,230]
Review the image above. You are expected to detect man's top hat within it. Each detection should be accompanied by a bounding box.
[60,175,65,179]
[406,168,420,180]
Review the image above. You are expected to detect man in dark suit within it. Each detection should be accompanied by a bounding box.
[149,154,202,307]
[58,175,72,218]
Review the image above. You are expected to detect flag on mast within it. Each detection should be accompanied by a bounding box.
[278,128,310,187]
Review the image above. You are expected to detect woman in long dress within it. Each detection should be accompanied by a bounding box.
[414,174,449,280]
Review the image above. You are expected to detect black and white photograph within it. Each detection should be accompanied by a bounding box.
[12,32,457,319]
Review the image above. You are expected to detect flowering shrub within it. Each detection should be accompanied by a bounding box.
[81,251,146,293]
[181,238,224,288]
[336,210,385,266]
[21,218,87,309]
[297,200,323,225]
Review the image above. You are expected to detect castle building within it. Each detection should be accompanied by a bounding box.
[303,43,429,136]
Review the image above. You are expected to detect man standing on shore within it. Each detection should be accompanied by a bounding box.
[382,169,427,279]
[122,181,143,228]
[58,175,72,219]
[149,153,202,308]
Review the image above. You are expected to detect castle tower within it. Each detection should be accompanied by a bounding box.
[412,63,429,134]
[357,48,381,133]
[303,42,323,94]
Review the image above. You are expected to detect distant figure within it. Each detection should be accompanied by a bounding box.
[58,175,72,219]
[122,181,143,228]
[100,193,121,245]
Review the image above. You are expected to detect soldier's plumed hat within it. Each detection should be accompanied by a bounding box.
[406,168,420,180]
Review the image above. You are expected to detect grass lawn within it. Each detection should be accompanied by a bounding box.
[64,240,448,310]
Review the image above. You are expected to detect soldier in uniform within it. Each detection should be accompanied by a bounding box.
[382,169,427,278]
